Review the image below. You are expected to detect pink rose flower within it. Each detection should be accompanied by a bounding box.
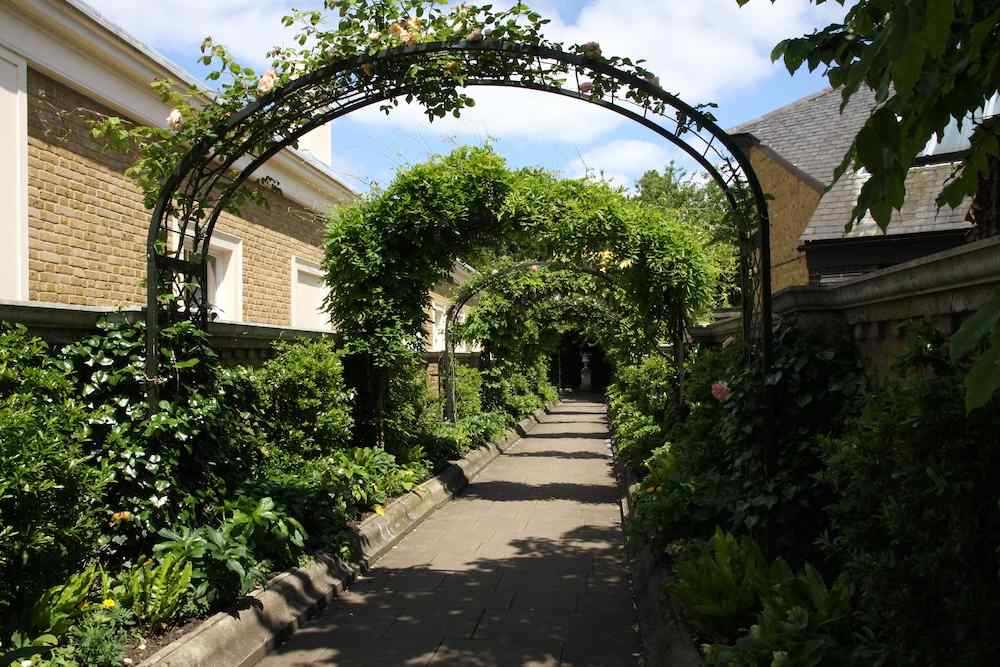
[711,382,732,402]
[257,68,278,95]
[466,29,484,43]
[578,80,593,94]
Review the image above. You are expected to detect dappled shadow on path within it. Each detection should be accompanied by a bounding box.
[261,524,637,666]
[460,480,620,505]
[504,450,609,461]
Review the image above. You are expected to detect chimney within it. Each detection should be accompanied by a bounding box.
[299,123,332,167]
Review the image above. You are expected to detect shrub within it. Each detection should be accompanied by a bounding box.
[820,329,1000,666]
[256,339,354,465]
[69,606,131,667]
[668,529,792,641]
[427,410,509,467]
[383,360,441,455]
[61,319,265,562]
[453,364,483,418]
[607,354,681,475]
[0,325,109,630]
[705,564,854,667]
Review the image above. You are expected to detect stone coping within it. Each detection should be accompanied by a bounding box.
[692,236,1000,341]
[140,402,556,667]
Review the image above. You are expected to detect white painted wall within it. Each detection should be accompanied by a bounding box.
[0,45,28,301]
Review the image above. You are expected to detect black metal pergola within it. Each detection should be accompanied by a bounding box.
[144,38,773,400]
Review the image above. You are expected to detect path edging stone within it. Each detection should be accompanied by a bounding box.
[140,404,555,667]
[615,447,704,667]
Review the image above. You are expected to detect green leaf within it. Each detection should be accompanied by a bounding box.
[951,291,1000,360]
[964,344,1000,413]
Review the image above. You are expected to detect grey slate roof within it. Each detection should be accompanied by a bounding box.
[732,87,972,241]
[803,163,971,241]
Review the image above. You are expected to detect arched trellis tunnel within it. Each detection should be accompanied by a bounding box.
[439,259,688,422]
[142,34,779,551]
[144,40,773,392]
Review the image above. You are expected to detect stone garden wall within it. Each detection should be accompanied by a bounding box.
[692,236,1000,376]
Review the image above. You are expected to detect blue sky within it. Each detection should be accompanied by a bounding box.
[86,0,846,194]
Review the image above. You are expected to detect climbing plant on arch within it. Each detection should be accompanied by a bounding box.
[321,146,717,437]
[90,0,774,389]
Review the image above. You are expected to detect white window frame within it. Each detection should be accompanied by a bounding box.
[290,256,332,331]
[205,231,243,322]
[167,228,243,322]
[0,45,28,301]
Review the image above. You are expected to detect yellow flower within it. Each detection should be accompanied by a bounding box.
[102,598,116,609]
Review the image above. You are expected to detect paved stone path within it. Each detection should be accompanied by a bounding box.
[259,397,639,666]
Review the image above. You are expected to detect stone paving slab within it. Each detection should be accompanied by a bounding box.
[258,397,639,667]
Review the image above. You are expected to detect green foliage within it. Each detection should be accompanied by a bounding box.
[820,329,1000,666]
[112,553,191,630]
[256,339,354,466]
[706,565,854,667]
[0,326,109,627]
[669,530,793,641]
[27,567,99,638]
[427,410,510,467]
[61,319,264,561]
[607,354,679,473]
[635,162,738,307]
[950,289,1000,412]
[383,360,442,456]
[453,365,483,418]
[743,0,1000,231]
[69,607,131,667]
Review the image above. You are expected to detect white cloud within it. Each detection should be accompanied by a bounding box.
[88,0,844,139]
[85,0,319,66]
[565,139,676,188]
[350,86,625,144]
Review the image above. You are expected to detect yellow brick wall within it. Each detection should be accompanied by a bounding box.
[26,69,330,325]
[747,145,822,293]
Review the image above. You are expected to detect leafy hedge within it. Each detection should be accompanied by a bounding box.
[612,322,1000,666]
[1,322,547,666]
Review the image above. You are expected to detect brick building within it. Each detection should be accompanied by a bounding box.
[732,87,976,292]
[0,0,466,349]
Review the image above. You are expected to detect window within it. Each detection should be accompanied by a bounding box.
[204,233,242,322]
[429,305,447,351]
[173,229,243,322]
[0,46,28,301]
[291,257,332,330]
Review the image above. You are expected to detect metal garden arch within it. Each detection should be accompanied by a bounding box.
[439,260,630,421]
[144,39,774,395]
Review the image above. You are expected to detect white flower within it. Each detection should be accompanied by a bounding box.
[166,109,183,132]
[256,68,278,95]
[581,41,602,59]
[21,661,33,667]
[369,31,382,41]
[466,29,484,43]
[578,80,593,94]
